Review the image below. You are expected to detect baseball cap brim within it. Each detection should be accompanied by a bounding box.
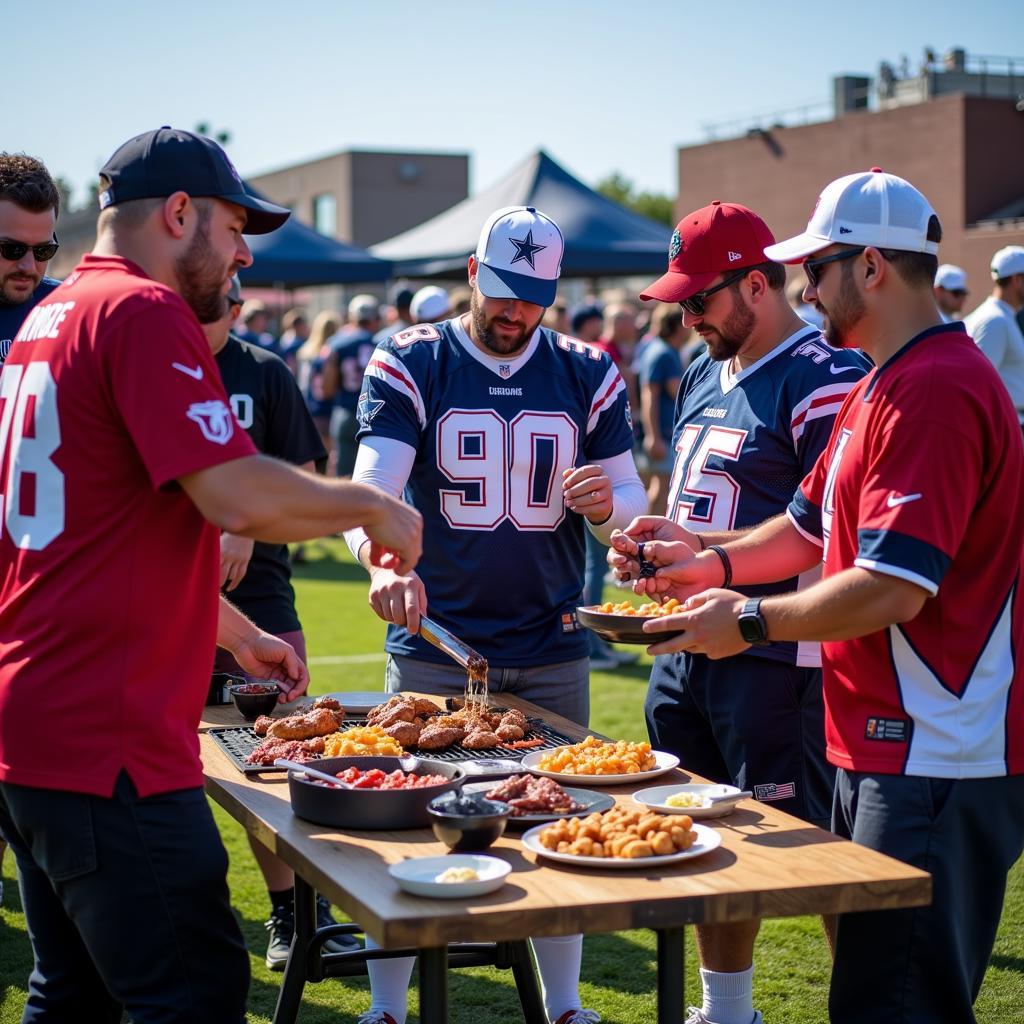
[763,232,833,265]
[638,268,719,303]
[220,190,290,235]
[477,261,557,307]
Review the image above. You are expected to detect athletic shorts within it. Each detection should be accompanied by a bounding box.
[645,651,834,827]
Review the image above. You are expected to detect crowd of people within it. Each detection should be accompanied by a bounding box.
[0,128,1022,1024]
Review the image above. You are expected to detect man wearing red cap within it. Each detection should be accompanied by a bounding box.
[619,171,1024,1024]
[611,201,868,1024]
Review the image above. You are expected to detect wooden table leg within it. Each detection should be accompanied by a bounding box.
[272,875,315,1024]
[501,940,546,1024]
[656,926,686,1024]
[418,946,448,1024]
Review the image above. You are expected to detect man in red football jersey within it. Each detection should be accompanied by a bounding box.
[0,127,421,1024]
[611,170,1024,1024]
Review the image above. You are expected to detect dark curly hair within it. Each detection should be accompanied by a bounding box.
[0,153,60,217]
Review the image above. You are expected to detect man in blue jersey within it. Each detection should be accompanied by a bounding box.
[0,153,62,373]
[610,202,869,1024]
[345,205,647,1024]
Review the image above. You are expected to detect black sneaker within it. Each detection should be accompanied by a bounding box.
[265,897,361,970]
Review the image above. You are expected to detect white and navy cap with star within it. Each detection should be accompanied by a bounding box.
[765,168,939,264]
[474,206,564,307]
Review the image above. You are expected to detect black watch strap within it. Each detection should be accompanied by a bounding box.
[738,597,770,645]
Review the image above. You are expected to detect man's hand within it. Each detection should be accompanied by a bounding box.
[368,567,428,634]
[219,533,255,592]
[365,492,423,575]
[562,464,613,524]
[231,630,310,703]
[642,588,750,659]
[608,517,704,595]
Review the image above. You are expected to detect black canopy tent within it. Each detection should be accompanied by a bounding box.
[237,186,392,287]
[370,150,671,279]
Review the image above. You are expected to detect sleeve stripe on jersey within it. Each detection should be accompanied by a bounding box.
[364,353,426,429]
[787,491,823,544]
[790,382,858,445]
[857,527,950,592]
[855,558,939,596]
[587,366,626,434]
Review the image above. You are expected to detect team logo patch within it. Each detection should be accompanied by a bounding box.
[499,363,511,379]
[357,389,385,429]
[668,229,682,260]
[839,226,853,235]
[508,229,546,269]
[186,400,234,445]
[865,717,909,742]
[560,611,580,633]
[753,782,796,802]
[727,250,742,262]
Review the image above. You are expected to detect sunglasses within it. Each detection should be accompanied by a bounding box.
[0,236,59,263]
[803,247,865,288]
[679,267,751,317]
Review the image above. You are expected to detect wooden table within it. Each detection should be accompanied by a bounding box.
[200,695,930,1024]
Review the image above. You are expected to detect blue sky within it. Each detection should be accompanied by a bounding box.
[7,0,1017,211]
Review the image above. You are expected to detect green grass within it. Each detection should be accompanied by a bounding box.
[1,538,1021,1022]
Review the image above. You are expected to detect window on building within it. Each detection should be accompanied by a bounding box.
[312,193,337,236]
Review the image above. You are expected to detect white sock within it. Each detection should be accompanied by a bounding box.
[699,966,755,1024]
[363,935,413,1024]
[531,933,584,1021]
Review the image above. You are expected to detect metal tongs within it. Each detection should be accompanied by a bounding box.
[418,615,489,708]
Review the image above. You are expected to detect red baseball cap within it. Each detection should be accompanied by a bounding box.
[640,201,776,303]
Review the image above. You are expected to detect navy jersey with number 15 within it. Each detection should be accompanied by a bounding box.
[357,317,634,666]
[667,326,870,666]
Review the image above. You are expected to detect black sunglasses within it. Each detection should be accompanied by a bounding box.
[0,235,59,263]
[803,247,865,288]
[679,267,751,317]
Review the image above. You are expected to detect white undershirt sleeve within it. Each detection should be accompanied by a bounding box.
[342,436,417,565]
[585,450,649,544]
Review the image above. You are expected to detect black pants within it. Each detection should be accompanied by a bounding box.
[0,772,249,1024]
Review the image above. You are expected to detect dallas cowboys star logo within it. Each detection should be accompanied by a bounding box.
[508,229,546,269]
[357,389,385,429]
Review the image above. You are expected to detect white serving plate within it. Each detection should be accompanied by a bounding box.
[519,748,679,786]
[631,783,746,819]
[388,854,511,898]
[521,822,721,869]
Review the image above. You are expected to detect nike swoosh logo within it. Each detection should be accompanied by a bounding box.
[172,362,204,380]
[886,492,922,508]
[829,364,860,375]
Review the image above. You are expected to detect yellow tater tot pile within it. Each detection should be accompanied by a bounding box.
[539,806,697,859]
[537,735,657,775]
[592,599,681,617]
[322,726,404,757]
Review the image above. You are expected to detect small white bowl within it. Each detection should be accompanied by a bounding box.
[388,854,511,898]
[632,783,746,818]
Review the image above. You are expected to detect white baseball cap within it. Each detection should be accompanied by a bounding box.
[348,294,380,322]
[765,168,939,264]
[410,285,450,323]
[474,206,563,307]
[991,245,1024,280]
[935,264,968,291]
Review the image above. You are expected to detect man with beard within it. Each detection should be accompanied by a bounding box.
[344,205,646,1024]
[616,171,1024,1024]
[612,201,867,1024]
[0,127,422,1024]
[0,153,62,372]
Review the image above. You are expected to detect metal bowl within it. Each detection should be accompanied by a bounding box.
[576,606,685,645]
[287,756,465,831]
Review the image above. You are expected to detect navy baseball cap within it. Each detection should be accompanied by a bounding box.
[98,127,289,235]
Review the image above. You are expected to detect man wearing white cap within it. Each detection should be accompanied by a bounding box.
[345,205,647,1024]
[933,263,968,321]
[614,170,1024,1024]
[964,245,1024,429]
[409,284,449,323]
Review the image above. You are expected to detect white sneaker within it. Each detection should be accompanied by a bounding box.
[684,1010,763,1024]
[552,1011,600,1024]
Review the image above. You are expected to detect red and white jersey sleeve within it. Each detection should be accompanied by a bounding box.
[791,325,1024,779]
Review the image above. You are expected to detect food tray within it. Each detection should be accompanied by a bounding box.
[209,716,579,776]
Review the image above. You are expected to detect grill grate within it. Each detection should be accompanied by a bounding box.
[209,716,578,776]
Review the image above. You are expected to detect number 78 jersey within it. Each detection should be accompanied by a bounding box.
[357,317,634,665]
[667,327,869,665]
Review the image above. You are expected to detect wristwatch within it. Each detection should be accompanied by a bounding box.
[737,597,770,645]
